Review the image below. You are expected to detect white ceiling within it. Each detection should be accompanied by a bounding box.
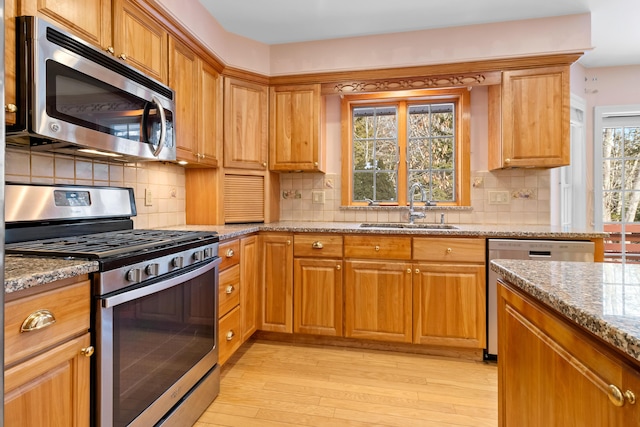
[199,0,640,68]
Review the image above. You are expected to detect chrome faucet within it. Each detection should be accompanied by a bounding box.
[408,182,426,224]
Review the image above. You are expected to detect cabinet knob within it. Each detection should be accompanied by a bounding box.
[406,268,411,274]
[336,265,341,270]
[625,389,636,405]
[608,384,625,407]
[312,241,324,249]
[81,346,95,357]
[415,268,420,274]
[262,162,267,168]
[225,285,235,294]
[5,103,17,113]
[226,330,235,341]
[105,46,115,55]
[21,309,56,332]
[446,248,452,254]
[226,249,235,258]
[314,162,318,167]
[374,245,380,252]
[118,53,127,60]
[287,240,291,245]
[505,158,511,164]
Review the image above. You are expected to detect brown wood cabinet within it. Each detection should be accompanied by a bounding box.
[20,0,112,51]
[5,0,18,126]
[344,259,413,343]
[293,234,343,336]
[269,84,324,172]
[223,77,269,170]
[170,38,223,167]
[218,238,242,365]
[488,66,570,169]
[498,280,640,426]
[259,233,293,333]
[4,278,92,427]
[240,235,259,341]
[112,0,168,83]
[412,238,486,348]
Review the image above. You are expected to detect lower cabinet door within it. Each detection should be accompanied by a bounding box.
[293,258,343,336]
[5,333,91,427]
[344,260,413,343]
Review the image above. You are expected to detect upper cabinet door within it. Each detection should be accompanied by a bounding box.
[198,60,223,167]
[20,0,112,51]
[112,0,168,84]
[489,66,570,170]
[269,84,324,172]
[170,37,199,164]
[223,77,268,170]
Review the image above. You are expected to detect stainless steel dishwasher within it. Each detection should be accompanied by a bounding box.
[486,239,595,359]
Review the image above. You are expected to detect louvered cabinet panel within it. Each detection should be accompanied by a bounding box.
[224,175,265,223]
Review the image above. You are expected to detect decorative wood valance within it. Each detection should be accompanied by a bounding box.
[326,71,501,95]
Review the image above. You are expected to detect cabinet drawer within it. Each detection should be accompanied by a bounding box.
[294,234,343,258]
[344,236,411,260]
[218,305,241,365]
[219,239,240,271]
[413,238,485,263]
[219,264,240,318]
[5,280,90,367]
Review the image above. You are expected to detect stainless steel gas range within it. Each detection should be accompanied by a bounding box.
[5,182,221,427]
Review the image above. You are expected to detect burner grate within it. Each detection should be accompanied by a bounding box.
[6,229,218,259]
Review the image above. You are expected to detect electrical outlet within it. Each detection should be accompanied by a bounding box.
[312,190,325,204]
[145,188,153,206]
[488,190,510,205]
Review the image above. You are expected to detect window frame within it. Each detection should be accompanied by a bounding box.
[341,88,470,207]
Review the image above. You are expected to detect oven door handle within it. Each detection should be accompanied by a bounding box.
[102,258,221,308]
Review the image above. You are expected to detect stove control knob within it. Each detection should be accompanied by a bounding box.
[145,263,159,276]
[204,247,214,258]
[126,268,142,283]
[172,256,184,268]
[193,250,204,262]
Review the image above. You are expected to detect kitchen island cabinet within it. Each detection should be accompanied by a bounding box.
[4,276,92,427]
[492,260,640,426]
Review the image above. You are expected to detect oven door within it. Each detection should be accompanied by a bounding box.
[96,258,220,427]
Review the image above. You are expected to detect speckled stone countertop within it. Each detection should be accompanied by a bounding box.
[491,259,640,363]
[5,255,99,294]
[163,221,606,241]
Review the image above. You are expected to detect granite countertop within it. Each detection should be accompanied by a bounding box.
[490,259,640,363]
[163,221,606,241]
[5,255,99,294]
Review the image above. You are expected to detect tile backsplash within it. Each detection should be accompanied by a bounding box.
[279,168,551,225]
[5,148,186,229]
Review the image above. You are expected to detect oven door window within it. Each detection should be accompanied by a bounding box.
[112,269,215,426]
[45,60,172,147]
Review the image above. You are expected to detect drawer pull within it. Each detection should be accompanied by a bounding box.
[226,249,235,258]
[21,309,56,332]
[312,241,324,249]
[336,265,341,270]
[287,240,291,246]
[118,53,127,60]
[226,330,235,341]
[608,384,625,407]
[225,285,235,294]
[5,103,17,113]
[375,245,380,252]
[446,247,452,254]
[81,346,95,357]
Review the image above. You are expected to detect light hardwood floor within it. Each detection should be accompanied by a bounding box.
[195,339,498,426]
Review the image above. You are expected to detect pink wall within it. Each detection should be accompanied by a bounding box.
[155,1,591,76]
[270,14,592,75]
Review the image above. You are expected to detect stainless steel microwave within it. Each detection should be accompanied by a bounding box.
[6,16,176,161]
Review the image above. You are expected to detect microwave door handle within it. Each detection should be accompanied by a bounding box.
[146,96,167,157]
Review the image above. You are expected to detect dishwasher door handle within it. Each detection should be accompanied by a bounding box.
[529,251,552,258]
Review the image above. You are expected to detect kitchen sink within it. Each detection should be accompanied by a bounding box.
[359,223,459,230]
